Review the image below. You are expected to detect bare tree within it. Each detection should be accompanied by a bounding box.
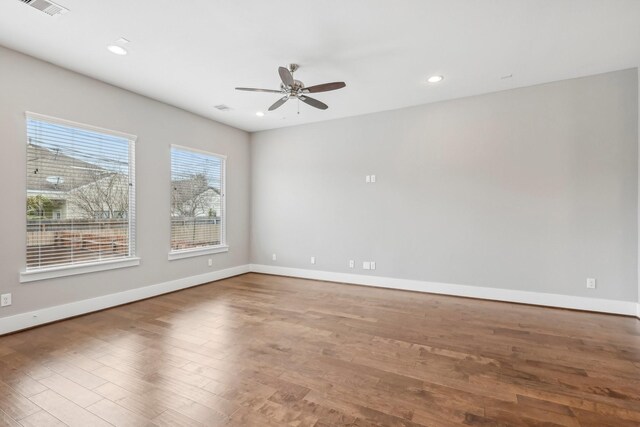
[171,173,220,243]
[171,173,218,218]
[67,172,129,219]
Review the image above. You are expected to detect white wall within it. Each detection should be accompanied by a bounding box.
[251,69,639,303]
[0,46,251,319]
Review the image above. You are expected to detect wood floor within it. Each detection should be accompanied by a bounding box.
[0,273,639,426]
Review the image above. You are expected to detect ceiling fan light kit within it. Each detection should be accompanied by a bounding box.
[235,64,346,113]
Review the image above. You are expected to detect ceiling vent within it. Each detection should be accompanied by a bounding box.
[19,0,68,16]
[214,104,232,112]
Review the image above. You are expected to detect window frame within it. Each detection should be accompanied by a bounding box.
[20,112,139,283]
[168,144,228,261]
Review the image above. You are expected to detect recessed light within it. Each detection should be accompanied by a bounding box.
[107,45,128,56]
[256,111,265,117]
[427,75,443,83]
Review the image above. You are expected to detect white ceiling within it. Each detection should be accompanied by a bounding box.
[1,0,639,132]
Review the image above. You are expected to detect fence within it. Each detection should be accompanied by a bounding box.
[27,220,128,245]
[171,218,221,250]
[26,219,221,267]
[27,219,129,268]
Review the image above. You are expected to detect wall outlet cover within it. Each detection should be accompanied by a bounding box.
[363,261,371,270]
[1,293,11,307]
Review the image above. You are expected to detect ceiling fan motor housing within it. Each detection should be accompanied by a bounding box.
[281,80,305,93]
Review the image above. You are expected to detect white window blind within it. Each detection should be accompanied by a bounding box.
[25,113,136,271]
[170,145,225,253]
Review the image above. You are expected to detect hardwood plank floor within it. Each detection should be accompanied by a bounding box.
[1,273,639,426]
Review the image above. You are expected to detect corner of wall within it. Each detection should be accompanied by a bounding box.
[248,131,255,264]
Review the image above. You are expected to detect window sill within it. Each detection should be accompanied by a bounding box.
[20,257,141,283]
[168,245,229,261]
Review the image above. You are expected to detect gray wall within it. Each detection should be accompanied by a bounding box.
[0,46,251,317]
[251,69,639,302]
[0,43,637,320]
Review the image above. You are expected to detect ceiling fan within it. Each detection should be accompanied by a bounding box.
[235,64,346,112]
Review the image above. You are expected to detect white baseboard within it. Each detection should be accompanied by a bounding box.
[250,264,639,317]
[0,264,250,335]
[1,263,637,335]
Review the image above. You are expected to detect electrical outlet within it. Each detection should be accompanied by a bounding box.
[365,175,371,183]
[370,261,376,270]
[586,278,596,289]
[363,261,371,270]
[310,256,316,265]
[349,260,354,268]
[272,253,277,261]
[370,175,376,183]
[207,258,213,267]
[1,293,11,307]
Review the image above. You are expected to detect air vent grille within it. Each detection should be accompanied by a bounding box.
[214,104,232,112]
[19,0,68,16]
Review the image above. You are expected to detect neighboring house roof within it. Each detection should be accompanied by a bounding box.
[27,142,107,193]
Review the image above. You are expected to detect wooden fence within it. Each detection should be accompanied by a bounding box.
[170,223,221,249]
[26,219,220,253]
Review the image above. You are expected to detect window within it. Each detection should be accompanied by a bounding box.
[22,112,137,281]
[169,145,226,259]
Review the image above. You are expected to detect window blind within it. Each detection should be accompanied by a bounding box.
[25,113,136,271]
[170,145,225,252]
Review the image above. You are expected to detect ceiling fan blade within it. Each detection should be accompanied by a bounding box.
[298,95,328,110]
[235,87,282,93]
[278,66,294,88]
[303,82,346,93]
[268,95,290,111]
